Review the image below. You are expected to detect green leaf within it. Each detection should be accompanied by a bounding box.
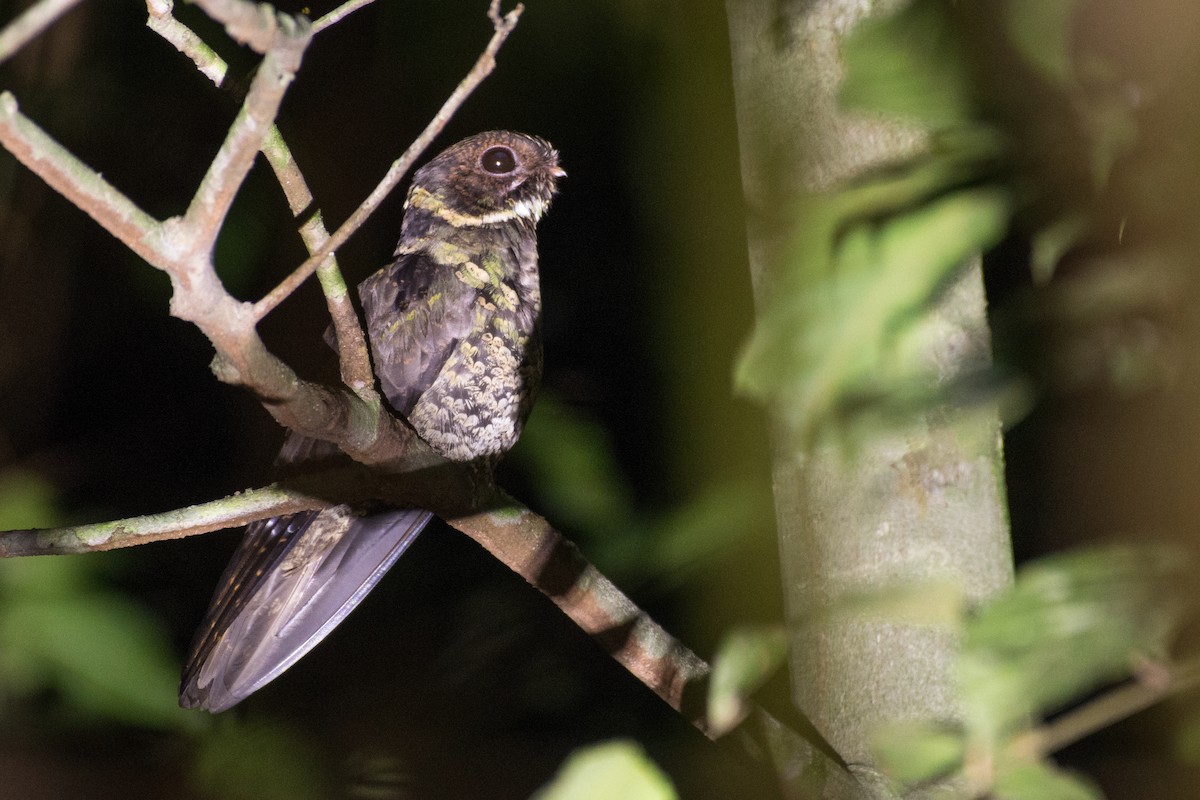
[961,545,1188,740]
[514,394,638,538]
[1004,0,1081,86]
[191,721,329,800]
[0,468,62,529]
[650,481,771,578]
[841,0,975,127]
[995,762,1102,800]
[707,625,789,736]
[871,721,964,786]
[736,184,1011,437]
[532,740,677,800]
[0,591,202,732]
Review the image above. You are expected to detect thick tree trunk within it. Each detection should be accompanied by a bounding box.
[725,0,1014,787]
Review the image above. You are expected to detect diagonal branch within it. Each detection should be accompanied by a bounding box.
[312,0,376,35]
[1016,657,1200,759]
[0,1,399,465]
[252,0,525,321]
[0,92,165,266]
[146,0,229,86]
[179,3,310,256]
[145,0,376,397]
[0,483,330,557]
[0,0,82,65]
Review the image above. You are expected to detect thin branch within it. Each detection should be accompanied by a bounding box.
[0,0,82,66]
[252,0,525,321]
[260,127,378,397]
[451,492,714,729]
[0,483,329,557]
[193,0,290,54]
[2,0,399,462]
[1017,658,1200,757]
[312,0,376,35]
[146,0,229,86]
[146,0,377,398]
[180,5,311,255]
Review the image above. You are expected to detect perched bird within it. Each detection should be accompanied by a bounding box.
[180,131,563,712]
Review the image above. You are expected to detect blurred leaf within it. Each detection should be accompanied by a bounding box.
[650,481,769,579]
[532,740,676,800]
[1031,213,1089,285]
[831,578,967,628]
[1080,90,1140,191]
[0,552,92,597]
[994,762,1102,800]
[871,720,964,786]
[841,0,974,127]
[515,393,638,539]
[960,545,1189,740]
[707,625,788,736]
[0,468,62,529]
[0,468,197,731]
[518,396,768,584]
[1173,699,1200,764]
[737,183,1011,437]
[1004,0,1081,86]
[192,721,328,800]
[0,590,201,732]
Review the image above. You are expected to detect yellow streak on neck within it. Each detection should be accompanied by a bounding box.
[407,186,520,227]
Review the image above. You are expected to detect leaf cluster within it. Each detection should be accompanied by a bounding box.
[736,0,1197,437]
[870,545,1196,799]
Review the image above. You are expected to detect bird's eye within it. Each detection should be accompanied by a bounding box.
[481,146,517,174]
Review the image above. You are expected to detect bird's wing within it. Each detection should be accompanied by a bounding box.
[358,248,478,416]
[180,504,433,712]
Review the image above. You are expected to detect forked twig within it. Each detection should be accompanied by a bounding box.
[252,0,525,321]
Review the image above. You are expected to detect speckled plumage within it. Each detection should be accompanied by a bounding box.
[360,131,561,460]
[180,132,561,712]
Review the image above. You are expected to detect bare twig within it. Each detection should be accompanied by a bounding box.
[252,0,525,321]
[0,0,82,65]
[0,484,330,556]
[193,0,290,54]
[179,8,310,256]
[312,0,376,35]
[146,0,229,86]
[145,0,377,398]
[1016,658,1200,758]
[260,127,378,397]
[2,1,401,463]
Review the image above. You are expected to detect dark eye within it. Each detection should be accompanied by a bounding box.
[481,146,517,174]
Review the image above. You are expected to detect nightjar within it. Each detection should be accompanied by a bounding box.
[180,131,563,712]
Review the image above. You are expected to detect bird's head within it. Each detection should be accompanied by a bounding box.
[407,130,564,227]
